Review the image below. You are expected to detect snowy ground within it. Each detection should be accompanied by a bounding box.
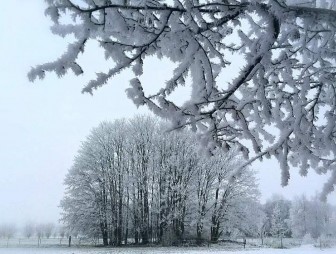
[0,245,335,254]
[1,238,335,253]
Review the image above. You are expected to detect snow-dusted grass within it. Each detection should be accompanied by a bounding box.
[0,245,336,254]
[246,237,302,248]
[0,237,95,248]
[1,237,336,253]
[0,239,336,254]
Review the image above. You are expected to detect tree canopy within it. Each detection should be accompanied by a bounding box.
[28,0,336,198]
[61,117,260,245]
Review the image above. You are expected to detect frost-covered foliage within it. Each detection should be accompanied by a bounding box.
[271,203,289,243]
[60,116,260,245]
[289,194,334,239]
[29,0,336,198]
[263,195,292,238]
[261,194,336,241]
[289,195,310,238]
[194,150,261,242]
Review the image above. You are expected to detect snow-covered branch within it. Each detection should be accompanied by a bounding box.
[30,0,336,197]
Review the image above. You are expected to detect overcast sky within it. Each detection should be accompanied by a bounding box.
[0,1,334,226]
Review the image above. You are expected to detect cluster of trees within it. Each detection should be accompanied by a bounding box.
[0,224,16,240]
[262,195,336,241]
[23,222,58,239]
[60,116,260,246]
[0,222,69,240]
[24,0,336,246]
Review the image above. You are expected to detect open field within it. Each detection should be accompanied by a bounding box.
[1,238,336,254]
[0,245,336,254]
[0,237,93,248]
[3,237,334,248]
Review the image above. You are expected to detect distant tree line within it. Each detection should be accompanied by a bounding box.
[262,194,336,241]
[60,116,260,246]
[2,117,336,247]
[0,224,16,240]
[0,222,71,240]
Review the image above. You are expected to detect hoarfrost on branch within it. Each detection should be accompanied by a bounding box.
[29,0,336,198]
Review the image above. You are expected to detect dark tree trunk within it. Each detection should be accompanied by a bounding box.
[142,187,149,244]
[211,185,220,243]
[210,220,220,243]
[101,223,109,246]
[196,222,203,245]
[117,153,123,246]
[124,227,128,245]
[117,185,123,245]
[124,186,129,245]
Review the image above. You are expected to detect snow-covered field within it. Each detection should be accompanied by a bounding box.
[1,238,335,253]
[0,245,335,254]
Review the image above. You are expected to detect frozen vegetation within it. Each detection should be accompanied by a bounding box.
[0,244,336,254]
[19,1,336,252]
[29,0,336,197]
[54,117,336,246]
[1,234,336,253]
[2,118,335,248]
[59,117,261,245]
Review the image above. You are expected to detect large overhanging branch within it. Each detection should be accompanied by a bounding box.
[30,0,336,199]
[62,0,336,18]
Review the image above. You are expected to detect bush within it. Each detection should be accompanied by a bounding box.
[301,233,314,245]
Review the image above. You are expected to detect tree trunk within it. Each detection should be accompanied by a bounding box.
[141,175,149,244]
[125,185,129,245]
[117,187,123,245]
[210,219,220,243]
[196,222,203,245]
[101,224,108,246]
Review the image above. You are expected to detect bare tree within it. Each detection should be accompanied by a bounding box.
[0,223,16,240]
[59,225,66,239]
[44,223,55,239]
[23,222,35,239]
[35,223,45,246]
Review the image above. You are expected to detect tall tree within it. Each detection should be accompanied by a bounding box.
[264,195,291,237]
[207,152,259,242]
[270,203,288,248]
[309,195,332,239]
[289,195,309,238]
[289,194,334,239]
[29,0,336,197]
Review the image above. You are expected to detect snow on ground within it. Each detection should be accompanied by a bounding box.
[0,245,335,254]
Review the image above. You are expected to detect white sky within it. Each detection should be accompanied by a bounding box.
[0,1,334,226]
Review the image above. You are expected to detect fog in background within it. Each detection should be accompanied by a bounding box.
[0,1,333,226]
